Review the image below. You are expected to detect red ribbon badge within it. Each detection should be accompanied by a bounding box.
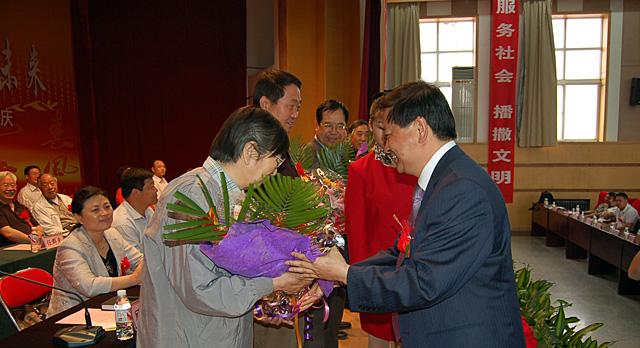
[19,209,33,227]
[120,257,131,274]
[394,215,414,257]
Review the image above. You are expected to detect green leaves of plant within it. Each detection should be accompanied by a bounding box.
[317,141,355,181]
[515,266,613,347]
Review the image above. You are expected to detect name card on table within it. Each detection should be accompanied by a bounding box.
[131,298,142,330]
[42,234,64,249]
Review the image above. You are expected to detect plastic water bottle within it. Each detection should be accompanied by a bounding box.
[114,289,134,340]
[543,198,549,208]
[576,205,580,213]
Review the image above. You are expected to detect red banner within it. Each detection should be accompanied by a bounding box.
[488,0,519,203]
[0,0,82,195]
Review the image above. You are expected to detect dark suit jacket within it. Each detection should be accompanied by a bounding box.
[346,145,525,347]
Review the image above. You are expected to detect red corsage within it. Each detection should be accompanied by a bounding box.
[295,161,305,177]
[394,215,414,257]
[120,257,131,274]
[67,204,72,212]
[19,209,33,227]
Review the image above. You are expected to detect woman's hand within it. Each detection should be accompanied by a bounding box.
[297,282,324,312]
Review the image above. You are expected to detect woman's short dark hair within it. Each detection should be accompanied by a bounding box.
[315,99,349,125]
[210,106,289,163]
[348,119,368,133]
[72,186,109,215]
[121,168,154,198]
[252,70,302,106]
[386,81,457,141]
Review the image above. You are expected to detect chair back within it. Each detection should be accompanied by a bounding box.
[0,268,53,331]
[632,199,640,214]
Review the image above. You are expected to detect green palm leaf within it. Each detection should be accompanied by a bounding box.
[247,174,329,235]
[289,137,315,170]
[317,141,354,181]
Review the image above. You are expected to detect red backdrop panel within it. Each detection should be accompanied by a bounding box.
[0,0,82,195]
[72,0,247,197]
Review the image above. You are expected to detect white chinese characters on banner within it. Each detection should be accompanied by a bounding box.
[495,45,515,60]
[0,36,18,91]
[28,44,47,96]
[496,23,515,37]
[1,109,14,127]
[493,105,513,119]
[496,0,516,14]
[494,69,514,83]
[490,170,512,184]
[491,149,512,163]
[492,127,513,142]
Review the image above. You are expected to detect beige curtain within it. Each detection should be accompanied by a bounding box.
[518,0,557,147]
[385,2,420,89]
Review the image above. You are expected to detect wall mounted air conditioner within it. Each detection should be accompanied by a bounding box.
[451,66,475,143]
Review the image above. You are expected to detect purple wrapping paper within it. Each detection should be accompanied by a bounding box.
[200,220,333,296]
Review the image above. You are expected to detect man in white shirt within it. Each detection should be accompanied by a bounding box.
[609,192,639,230]
[31,173,76,235]
[112,167,157,251]
[16,165,41,212]
[151,159,168,197]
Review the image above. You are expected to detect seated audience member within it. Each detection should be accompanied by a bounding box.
[0,171,43,246]
[348,119,369,153]
[16,165,41,212]
[151,160,168,197]
[307,100,349,168]
[138,106,312,348]
[112,168,157,252]
[603,192,639,230]
[32,174,77,235]
[47,186,144,317]
[595,191,616,215]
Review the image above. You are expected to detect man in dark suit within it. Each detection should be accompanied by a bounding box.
[288,81,525,347]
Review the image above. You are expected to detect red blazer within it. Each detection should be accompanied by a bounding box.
[345,152,417,340]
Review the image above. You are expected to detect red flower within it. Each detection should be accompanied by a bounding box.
[295,161,305,177]
[19,209,30,221]
[19,209,33,227]
[120,257,131,275]
[397,218,414,255]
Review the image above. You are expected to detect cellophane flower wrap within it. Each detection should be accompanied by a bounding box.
[163,172,336,322]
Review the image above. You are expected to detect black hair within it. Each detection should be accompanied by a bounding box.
[120,168,154,198]
[210,106,289,163]
[615,192,629,200]
[116,165,132,180]
[315,99,349,125]
[71,186,109,215]
[348,119,368,133]
[252,70,302,106]
[386,81,457,141]
[24,165,40,176]
[607,191,616,198]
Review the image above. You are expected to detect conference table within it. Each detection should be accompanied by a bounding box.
[0,245,57,340]
[0,286,139,347]
[531,205,640,295]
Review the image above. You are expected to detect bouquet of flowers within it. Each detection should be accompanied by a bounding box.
[162,173,341,325]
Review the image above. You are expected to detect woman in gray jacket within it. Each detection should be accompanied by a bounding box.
[47,186,144,317]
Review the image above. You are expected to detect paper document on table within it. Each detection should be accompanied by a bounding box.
[2,244,32,251]
[55,308,116,329]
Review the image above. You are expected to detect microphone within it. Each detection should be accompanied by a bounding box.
[0,269,105,347]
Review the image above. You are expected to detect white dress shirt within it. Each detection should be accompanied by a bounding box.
[111,200,153,252]
[16,183,41,212]
[153,175,168,198]
[417,141,457,191]
[31,194,74,236]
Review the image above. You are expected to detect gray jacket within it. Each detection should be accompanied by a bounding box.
[137,157,273,348]
[46,226,143,317]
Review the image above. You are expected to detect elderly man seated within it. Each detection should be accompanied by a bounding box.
[0,171,43,246]
[32,173,77,235]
